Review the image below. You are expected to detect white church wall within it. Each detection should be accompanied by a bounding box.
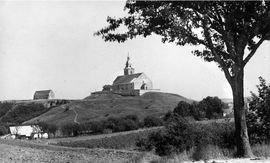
[133,73,153,90]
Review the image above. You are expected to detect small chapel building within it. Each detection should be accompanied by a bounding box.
[111,56,153,96]
[91,55,158,97]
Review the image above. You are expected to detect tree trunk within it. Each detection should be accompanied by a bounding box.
[230,68,254,157]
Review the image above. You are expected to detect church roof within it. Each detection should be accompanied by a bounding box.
[34,90,53,99]
[113,73,143,85]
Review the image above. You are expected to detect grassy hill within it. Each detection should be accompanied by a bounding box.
[0,100,71,125]
[24,92,193,126]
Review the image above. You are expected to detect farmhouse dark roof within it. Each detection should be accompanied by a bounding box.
[113,73,143,85]
[34,90,54,99]
[35,90,52,94]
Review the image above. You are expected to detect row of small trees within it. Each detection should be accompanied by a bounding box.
[37,114,164,138]
[173,96,228,120]
[62,115,163,137]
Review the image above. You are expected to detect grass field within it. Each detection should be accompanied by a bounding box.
[54,127,163,150]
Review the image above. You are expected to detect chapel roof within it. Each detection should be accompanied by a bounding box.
[113,73,143,85]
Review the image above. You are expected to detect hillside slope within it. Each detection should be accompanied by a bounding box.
[24,92,193,126]
[0,100,71,125]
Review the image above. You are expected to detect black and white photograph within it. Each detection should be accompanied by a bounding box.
[0,0,270,162]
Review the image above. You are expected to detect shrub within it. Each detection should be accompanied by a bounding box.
[200,96,226,119]
[247,77,270,144]
[173,101,193,117]
[173,97,227,120]
[38,122,58,138]
[143,116,163,127]
[0,125,9,136]
[137,113,235,156]
[125,114,139,123]
[138,114,196,156]
[192,122,235,149]
[88,120,105,133]
[105,116,140,132]
[102,85,112,91]
[60,123,81,137]
[78,114,140,135]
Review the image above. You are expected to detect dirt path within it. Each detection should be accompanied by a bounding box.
[71,107,79,124]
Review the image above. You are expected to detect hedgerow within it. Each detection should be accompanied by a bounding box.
[136,113,235,156]
[57,127,162,149]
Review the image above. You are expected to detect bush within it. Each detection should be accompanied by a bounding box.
[173,101,193,117]
[247,77,270,144]
[173,97,227,121]
[88,120,104,133]
[75,114,140,136]
[137,113,235,156]
[0,125,9,136]
[143,116,164,127]
[38,122,58,138]
[105,116,140,132]
[60,123,81,137]
[199,96,226,119]
[138,114,196,156]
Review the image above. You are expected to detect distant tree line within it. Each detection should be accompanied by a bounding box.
[58,114,164,137]
[172,96,228,121]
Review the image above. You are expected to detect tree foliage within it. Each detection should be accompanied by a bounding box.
[199,96,227,119]
[102,85,112,91]
[247,77,270,144]
[143,115,164,127]
[0,125,9,136]
[96,1,270,78]
[173,101,193,117]
[173,97,227,120]
[38,121,58,138]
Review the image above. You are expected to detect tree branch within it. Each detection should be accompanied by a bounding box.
[202,18,233,83]
[195,8,237,62]
[243,34,269,66]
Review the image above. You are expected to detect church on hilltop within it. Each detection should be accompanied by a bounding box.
[92,55,158,97]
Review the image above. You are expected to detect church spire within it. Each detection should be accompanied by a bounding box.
[125,54,131,68]
[124,54,135,75]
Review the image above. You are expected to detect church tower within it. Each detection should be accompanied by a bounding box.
[124,55,135,75]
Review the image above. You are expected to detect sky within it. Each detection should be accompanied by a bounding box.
[0,1,269,101]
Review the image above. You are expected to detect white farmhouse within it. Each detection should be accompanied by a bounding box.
[9,125,48,139]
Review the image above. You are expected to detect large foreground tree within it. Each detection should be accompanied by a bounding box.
[96,1,270,157]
